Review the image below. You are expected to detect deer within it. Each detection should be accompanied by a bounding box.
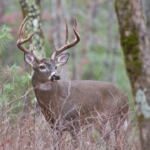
[17,17,129,149]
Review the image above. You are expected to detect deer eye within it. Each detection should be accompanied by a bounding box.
[40,65,46,69]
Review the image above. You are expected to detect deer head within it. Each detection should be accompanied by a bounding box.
[17,17,80,83]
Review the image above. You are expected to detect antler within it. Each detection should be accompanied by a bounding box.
[51,18,80,60]
[17,17,41,62]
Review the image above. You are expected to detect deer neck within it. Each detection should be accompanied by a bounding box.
[32,72,70,103]
[32,72,58,91]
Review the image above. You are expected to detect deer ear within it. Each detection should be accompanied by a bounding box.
[56,53,70,67]
[24,53,37,68]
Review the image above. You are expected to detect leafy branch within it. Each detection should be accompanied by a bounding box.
[0,25,12,50]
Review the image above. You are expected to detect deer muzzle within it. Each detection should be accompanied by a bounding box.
[51,73,60,81]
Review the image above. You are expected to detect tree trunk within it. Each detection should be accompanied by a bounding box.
[115,0,150,149]
[19,0,45,58]
[19,0,45,113]
[143,0,150,41]
[19,0,45,149]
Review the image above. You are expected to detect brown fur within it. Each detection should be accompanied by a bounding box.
[32,73,129,147]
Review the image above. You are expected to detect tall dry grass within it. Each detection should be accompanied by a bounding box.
[0,104,141,150]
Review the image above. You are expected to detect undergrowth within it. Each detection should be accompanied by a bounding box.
[0,65,141,150]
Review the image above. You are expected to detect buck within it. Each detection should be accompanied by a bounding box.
[17,18,129,148]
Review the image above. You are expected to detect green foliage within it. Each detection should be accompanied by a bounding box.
[0,25,12,50]
[21,72,32,86]
[2,63,21,75]
[0,64,31,114]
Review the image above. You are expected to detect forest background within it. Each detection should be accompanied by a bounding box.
[0,0,150,149]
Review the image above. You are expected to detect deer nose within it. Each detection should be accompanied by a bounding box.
[52,73,60,80]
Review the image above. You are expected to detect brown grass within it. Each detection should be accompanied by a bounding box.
[0,101,141,150]
[0,67,141,150]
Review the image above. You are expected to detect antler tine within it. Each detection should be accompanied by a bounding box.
[74,18,77,31]
[17,17,41,62]
[74,18,78,39]
[51,18,80,60]
[17,17,27,40]
[65,18,69,45]
[20,21,27,40]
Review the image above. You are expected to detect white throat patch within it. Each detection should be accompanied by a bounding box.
[38,83,52,91]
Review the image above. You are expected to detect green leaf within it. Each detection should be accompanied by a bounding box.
[0,25,12,50]
[3,64,22,76]
[21,73,32,86]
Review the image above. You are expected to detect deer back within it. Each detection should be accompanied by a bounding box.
[32,79,129,125]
